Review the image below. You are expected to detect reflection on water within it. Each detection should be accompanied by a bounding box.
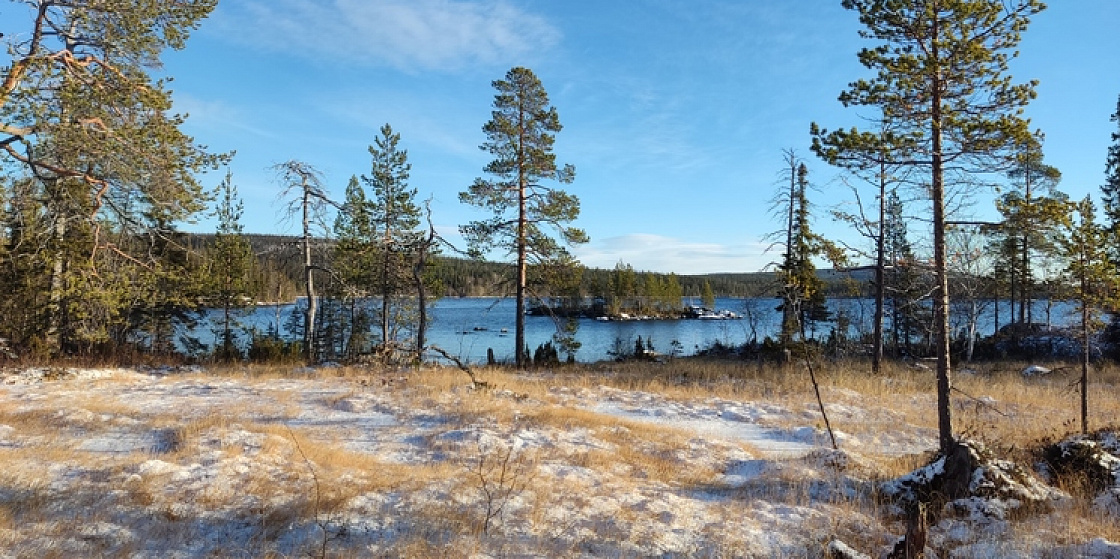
[195,297,1074,364]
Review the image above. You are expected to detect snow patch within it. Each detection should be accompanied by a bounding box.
[0,367,1107,556]
[884,439,1067,521]
[592,397,818,457]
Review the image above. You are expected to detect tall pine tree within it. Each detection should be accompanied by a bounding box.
[820,0,1044,452]
[995,137,1066,326]
[334,124,425,363]
[773,156,842,346]
[1102,95,1120,262]
[460,67,587,367]
[365,124,422,360]
[0,1,222,356]
[1061,196,1119,434]
[207,170,257,361]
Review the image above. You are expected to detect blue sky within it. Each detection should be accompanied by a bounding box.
[161,1,1120,274]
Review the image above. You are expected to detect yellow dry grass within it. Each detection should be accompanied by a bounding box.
[0,453,52,517]
[0,405,69,439]
[576,357,1120,448]
[283,426,458,491]
[5,356,1120,555]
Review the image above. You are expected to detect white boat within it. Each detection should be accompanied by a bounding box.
[696,308,740,320]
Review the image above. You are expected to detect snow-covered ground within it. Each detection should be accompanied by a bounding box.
[0,365,1117,557]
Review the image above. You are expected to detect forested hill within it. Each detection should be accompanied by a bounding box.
[186,233,870,299]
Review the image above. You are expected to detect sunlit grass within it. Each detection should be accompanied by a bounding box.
[3,356,1120,555]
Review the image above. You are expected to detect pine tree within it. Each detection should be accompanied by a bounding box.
[701,280,716,310]
[460,67,588,367]
[1061,196,1119,434]
[995,137,1066,326]
[334,125,433,363]
[822,0,1044,453]
[1102,95,1120,262]
[333,176,377,359]
[773,157,841,346]
[0,1,222,356]
[207,170,257,361]
[1098,93,1120,372]
[813,119,913,374]
[364,125,421,358]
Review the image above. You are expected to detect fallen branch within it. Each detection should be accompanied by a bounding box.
[950,386,1009,418]
[427,345,489,389]
[285,426,339,559]
[802,349,837,450]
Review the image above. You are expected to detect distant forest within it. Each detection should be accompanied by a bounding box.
[190,233,872,302]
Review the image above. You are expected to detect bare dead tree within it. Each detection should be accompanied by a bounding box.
[275,161,334,363]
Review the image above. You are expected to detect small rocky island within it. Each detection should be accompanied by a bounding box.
[527,300,740,321]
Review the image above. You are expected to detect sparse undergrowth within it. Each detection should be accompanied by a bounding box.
[0,358,1119,557]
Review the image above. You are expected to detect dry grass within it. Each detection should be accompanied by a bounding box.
[0,406,70,440]
[282,427,459,492]
[566,357,1120,447]
[510,357,1120,545]
[5,357,1120,556]
[417,357,1120,492]
[0,459,52,523]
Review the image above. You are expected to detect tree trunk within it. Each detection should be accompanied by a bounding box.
[965,300,977,363]
[933,149,954,455]
[381,206,392,355]
[1009,263,1018,325]
[873,159,887,374]
[993,292,1000,336]
[222,300,232,359]
[516,141,528,368]
[303,178,317,363]
[1081,269,1090,434]
[930,17,954,454]
[507,98,531,368]
[414,206,437,363]
[414,261,428,362]
[782,153,798,346]
[45,188,67,355]
[1021,234,1030,325]
[382,261,391,357]
[1022,169,1034,326]
[516,194,527,367]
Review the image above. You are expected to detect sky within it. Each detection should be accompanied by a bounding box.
[153,0,1120,275]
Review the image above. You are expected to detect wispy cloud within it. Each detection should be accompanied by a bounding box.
[211,0,560,71]
[172,93,277,140]
[575,234,772,275]
[312,87,483,159]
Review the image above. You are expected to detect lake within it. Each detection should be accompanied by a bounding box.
[198,296,1077,364]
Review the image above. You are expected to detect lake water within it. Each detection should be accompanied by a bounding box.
[200,296,1077,364]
